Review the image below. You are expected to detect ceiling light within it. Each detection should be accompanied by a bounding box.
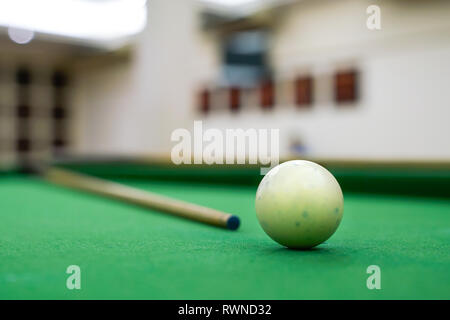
[0,0,147,42]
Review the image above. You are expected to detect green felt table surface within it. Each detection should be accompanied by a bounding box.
[0,163,449,299]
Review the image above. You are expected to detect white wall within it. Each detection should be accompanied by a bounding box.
[72,0,450,159]
[72,0,219,155]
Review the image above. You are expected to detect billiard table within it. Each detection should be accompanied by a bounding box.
[1,158,449,299]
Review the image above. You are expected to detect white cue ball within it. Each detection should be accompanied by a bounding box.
[255,160,344,249]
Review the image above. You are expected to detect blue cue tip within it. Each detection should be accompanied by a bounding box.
[226,215,240,230]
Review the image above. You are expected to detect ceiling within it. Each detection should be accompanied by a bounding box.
[0,0,147,49]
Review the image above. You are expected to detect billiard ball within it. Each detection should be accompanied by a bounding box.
[255,160,344,249]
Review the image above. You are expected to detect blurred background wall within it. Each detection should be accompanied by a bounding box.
[71,0,450,159]
[1,0,450,168]
[71,0,217,156]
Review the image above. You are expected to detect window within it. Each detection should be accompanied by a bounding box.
[199,89,210,114]
[295,76,313,107]
[260,80,274,109]
[229,87,240,112]
[335,70,358,104]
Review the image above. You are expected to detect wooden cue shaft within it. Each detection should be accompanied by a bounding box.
[43,168,240,230]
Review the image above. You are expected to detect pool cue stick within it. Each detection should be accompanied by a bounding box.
[43,167,240,230]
